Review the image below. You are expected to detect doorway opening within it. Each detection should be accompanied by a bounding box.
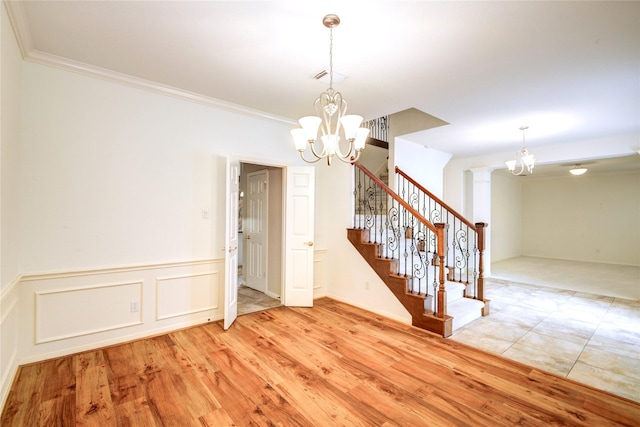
[237,162,283,315]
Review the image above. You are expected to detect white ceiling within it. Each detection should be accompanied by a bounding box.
[5,1,640,159]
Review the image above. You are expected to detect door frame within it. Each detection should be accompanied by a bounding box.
[236,158,286,303]
[227,157,315,310]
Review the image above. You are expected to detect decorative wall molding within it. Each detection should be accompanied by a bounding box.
[156,272,220,320]
[19,258,220,282]
[35,281,144,344]
[3,0,33,56]
[0,275,20,304]
[0,299,18,380]
[17,258,225,365]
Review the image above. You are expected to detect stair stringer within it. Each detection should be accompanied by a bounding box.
[347,228,453,337]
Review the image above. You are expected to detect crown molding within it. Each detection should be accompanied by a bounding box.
[26,50,296,125]
[3,0,296,126]
[3,0,33,57]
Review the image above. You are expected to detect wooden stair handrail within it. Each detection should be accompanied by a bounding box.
[355,162,437,234]
[395,166,477,231]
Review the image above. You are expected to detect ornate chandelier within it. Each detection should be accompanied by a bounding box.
[505,126,536,175]
[290,14,369,165]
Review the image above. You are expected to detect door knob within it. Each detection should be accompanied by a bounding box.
[246,235,251,240]
[304,241,314,247]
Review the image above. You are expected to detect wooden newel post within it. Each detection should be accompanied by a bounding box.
[475,222,488,301]
[435,223,446,318]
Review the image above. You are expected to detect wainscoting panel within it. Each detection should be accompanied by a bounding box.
[156,272,220,320]
[35,281,143,344]
[313,250,328,298]
[18,259,224,365]
[1,280,19,409]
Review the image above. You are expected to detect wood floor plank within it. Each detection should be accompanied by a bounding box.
[3,297,639,426]
[74,351,116,427]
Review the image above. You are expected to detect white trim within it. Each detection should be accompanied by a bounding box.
[3,0,33,57]
[25,49,296,126]
[19,258,220,282]
[0,298,17,324]
[0,276,20,304]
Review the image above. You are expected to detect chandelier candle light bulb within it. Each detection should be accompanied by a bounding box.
[291,14,370,165]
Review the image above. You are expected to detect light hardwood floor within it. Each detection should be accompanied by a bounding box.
[2,298,639,426]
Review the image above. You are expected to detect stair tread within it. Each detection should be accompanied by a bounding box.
[445,281,466,291]
[448,297,485,309]
[448,297,485,331]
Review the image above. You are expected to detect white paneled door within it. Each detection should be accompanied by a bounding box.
[223,157,240,330]
[245,170,268,292]
[284,166,315,307]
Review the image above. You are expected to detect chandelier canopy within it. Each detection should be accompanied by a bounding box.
[290,14,369,165]
[505,126,536,175]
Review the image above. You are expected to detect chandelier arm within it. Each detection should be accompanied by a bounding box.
[335,141,355,160]
[308,140,326,159]
[510,163,525,176]
[335,148,361,163]
[299,150,322,164]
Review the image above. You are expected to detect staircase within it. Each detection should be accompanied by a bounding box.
[350,162,489,337]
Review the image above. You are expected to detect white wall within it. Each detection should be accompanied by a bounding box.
[19,62,302,274]
[522,170,640,266]
[320,161,412,324]
[1,1,23,408]
[358,144,388,179]
[490,173,523,262]
[394,138,452,199]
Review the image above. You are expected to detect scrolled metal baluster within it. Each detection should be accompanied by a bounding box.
[387,203,400,259]
[410,227,428,294]
[454,227,469,283]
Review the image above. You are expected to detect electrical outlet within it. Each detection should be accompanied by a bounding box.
[365,281,370,290]
[130,300,140,313]
[202,208,209,219]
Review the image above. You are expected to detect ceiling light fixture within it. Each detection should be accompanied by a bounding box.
[290,14,369,165]
[505,126,536,175]
[570,164,588,175]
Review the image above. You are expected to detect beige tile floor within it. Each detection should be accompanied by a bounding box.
[237,284,282,315]
[452,256,640,402]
